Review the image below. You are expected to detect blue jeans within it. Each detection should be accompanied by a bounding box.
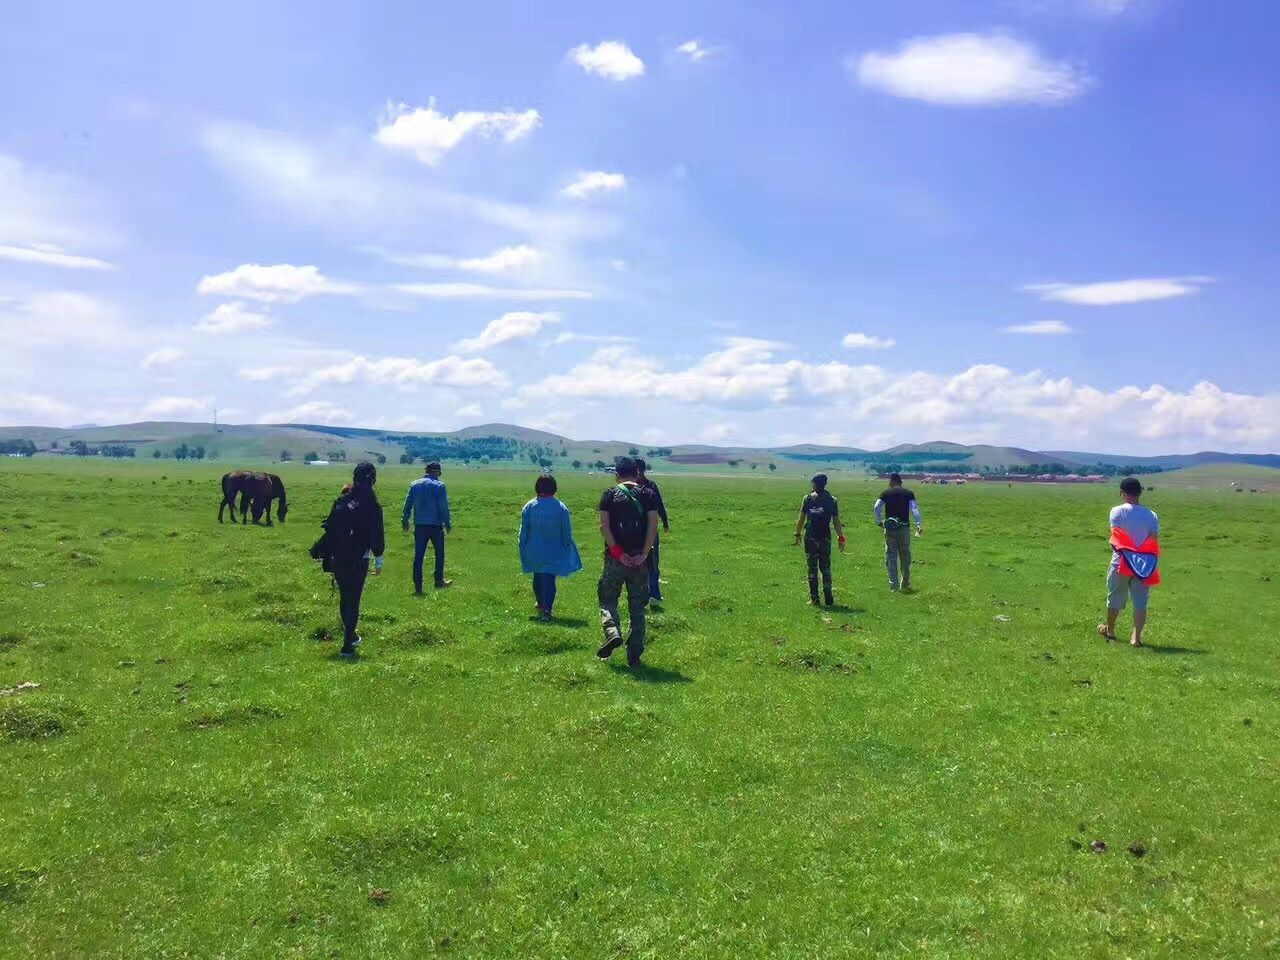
[413,524,446,590]
[532,573,557,612]
[648,537,663,601]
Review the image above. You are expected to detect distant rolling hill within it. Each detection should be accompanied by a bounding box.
[0,421,1276,476]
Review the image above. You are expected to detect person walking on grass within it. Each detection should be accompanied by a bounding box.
[403,461,452,592]
[1099,476,1160,648]
[596,457,660,668]
[636,458,670,605]
[323,462,385,658]
[793,473,845,606]
[519,474,582,621]
[874,472,922,592]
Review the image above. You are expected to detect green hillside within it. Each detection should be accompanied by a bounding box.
[1155,463,1280,492]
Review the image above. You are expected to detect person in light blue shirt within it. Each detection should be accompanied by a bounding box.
[519,474,582,620]
[402,461,452,593]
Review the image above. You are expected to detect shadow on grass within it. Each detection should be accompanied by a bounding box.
[824,604,867,615]
[527,616,591,629]
[1143,643,1208,656]
[609,662,692,685]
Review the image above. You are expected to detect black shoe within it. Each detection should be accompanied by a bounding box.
[824,594,834,606]
[413,588,423,596]
[597,637,622,660]
[810,597,820,606]
[339,644,358,658]
[435,579,453,589]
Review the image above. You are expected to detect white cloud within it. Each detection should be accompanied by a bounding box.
[0,154,113,253]
[842,332,896,350]
[458,244,541,274]
[455,403,483,420]
[290,354,508,396]
[1005,320,1073,335]
[374,101,541,167]
[552,331,639,346]
[0,391,73,425]
[676,39,712,63]
[141,347,184,371]
[0,242,112,271]
[238,365,292,381]
[561,171,628,200]
[197,263,356,303]
[142,396,209,419]
[393,282,592,301]
[1025,277,1210,306]
[455,311,560,353]
[570,41,645,80]
[260,400,355,425]
[0,291,128,349]
[195,301,273,334]
[853,33,1088,106]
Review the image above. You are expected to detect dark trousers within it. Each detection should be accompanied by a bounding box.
[532,573,557,612]
[805,535,833,602]
[334,559,369,646]
[648,538,663,601]
[413,524,446,590]
[599,556,650,663]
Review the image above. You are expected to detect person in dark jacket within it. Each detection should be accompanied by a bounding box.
[327,461,386,657]
[636,459,670,604]
[793,473,845,606]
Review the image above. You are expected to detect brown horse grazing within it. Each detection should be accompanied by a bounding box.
[219,471,288,525]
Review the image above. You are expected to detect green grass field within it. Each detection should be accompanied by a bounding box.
[1,459,1278,959]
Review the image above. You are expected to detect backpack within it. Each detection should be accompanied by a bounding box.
[311,492,365,571]
[611,483,648,543]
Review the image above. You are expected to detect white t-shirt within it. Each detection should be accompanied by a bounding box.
[1110,503,1159,545]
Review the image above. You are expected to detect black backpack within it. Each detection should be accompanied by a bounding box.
[309,493,364,572]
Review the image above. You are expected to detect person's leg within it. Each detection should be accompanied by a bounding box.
[1130,580,1150,646]
[430,525,447,586]
[648,538,663,602]
[597,559,625,657]
[338,561,368,653]
[819,537,833,605]
[1102,566,1126,639]
[412,525,428,594]
[625,564,651,666]
[531,573,544,610]
[885,528,900,590]
[899,528,913,589]
[546,574,557,614]
[805,536,821,603]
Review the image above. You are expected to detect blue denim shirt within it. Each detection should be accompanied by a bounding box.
[402,476,451,530]
[519,497,582,576]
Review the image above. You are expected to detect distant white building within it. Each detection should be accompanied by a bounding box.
[305,460,331,466]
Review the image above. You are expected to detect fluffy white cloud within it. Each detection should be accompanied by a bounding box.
[374,101,541,166]
[515,341,1280,449]
[142,396,209,419]
[1005,320,1073,334]
[0,291,128,349]
[197,263,356,303]
[676,40,711,62]
[561,171,627,200]
[0,391,73,425]
[141,347,184,370]
[0,154,112,253]
[238,365,292,381]
[1025,277,1210,306]
[853,33,1088,106]
[458,244,541,273]
[0,242,112,271]
[455,311,559,353]
[842,332,896,350]
[195,301,272,334]
[393,282,592,301]
[570,41,645,80]
[290,354,508,395]
[260,400,354,425]
[552,331,638,346]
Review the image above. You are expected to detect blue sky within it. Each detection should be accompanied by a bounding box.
[2,0,1277,452]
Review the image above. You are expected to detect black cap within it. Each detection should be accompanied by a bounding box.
[811,473,828,489]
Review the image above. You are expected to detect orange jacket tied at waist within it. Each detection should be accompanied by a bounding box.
[1110,527,1161,585]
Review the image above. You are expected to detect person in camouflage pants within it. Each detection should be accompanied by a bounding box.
[595,458,661,668]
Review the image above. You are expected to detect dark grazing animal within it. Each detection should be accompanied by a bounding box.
[218,471,288,525]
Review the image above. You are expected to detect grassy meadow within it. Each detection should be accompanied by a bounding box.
[1,458,1278,959]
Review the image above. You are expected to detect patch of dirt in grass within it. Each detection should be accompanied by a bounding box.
[0,867,45,905]
[0,700,82,743]
[187,702,285,730]
[776,649,857,674]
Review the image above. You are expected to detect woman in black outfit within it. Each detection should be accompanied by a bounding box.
[327,461,386,657]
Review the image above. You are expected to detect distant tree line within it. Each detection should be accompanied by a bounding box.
[399,435,518,463]
[0,439,36,456]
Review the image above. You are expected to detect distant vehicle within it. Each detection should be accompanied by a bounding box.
[305,460,331,466]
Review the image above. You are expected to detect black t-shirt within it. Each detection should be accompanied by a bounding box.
[599,482,659,553]
[801,490,839,538]
[879,487,916,523]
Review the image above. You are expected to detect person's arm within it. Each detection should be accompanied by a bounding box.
[834,515,846,551]
[794,504,807,543]
[402,485,413,530]
[654,486,670,531]
[518,504,530,550]
[600,510,618,550]
[631,510,659,565]
[440,485,452,533]
[371,504,386,573]
[910,499,922,534]
[873,499,885,525]
[561,503,574,548]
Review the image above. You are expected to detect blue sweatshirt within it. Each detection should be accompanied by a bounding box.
[402,476,451,530]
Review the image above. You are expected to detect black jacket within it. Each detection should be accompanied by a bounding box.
[326,485,386,563]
